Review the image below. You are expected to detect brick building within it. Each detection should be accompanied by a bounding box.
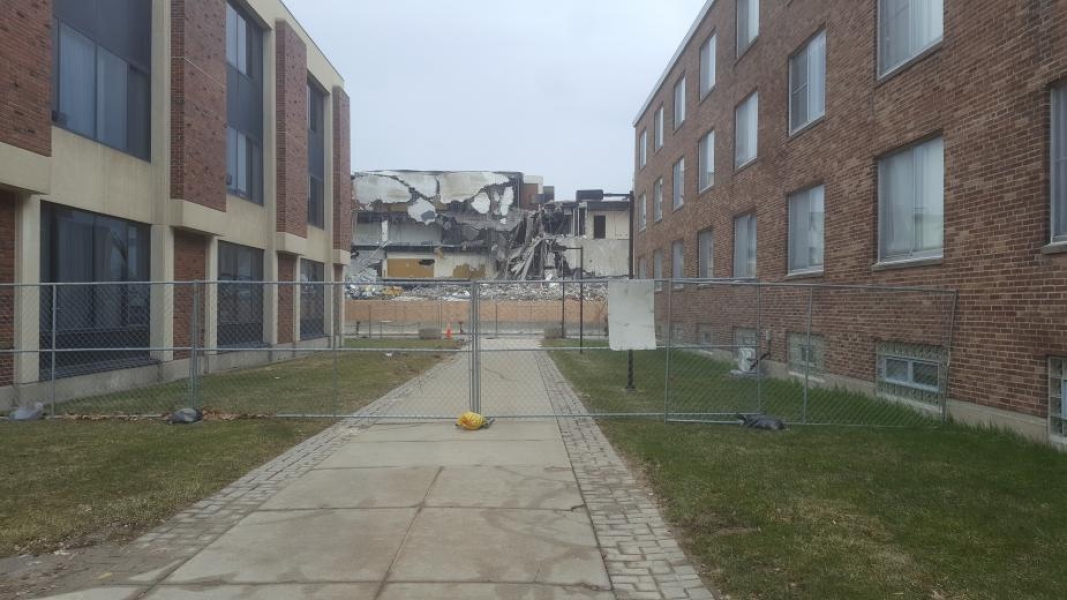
[0,0,352,407]
[632,0,1067,442]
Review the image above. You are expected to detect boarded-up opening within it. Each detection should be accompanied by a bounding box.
[387,258,434,278]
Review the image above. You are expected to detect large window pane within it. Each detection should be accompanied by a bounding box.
[737,0,759,54]
[879,0,943,76]
[653,250,664,291]
[300,260,326,339]
[58,24,96,138]
[735,92,758,167]
[788,186,825,273]
[672,241,684,279]
[790,31,826,133]
[698,230,713,278]
[226,1,263,203]
[217,242,264,347]
[699,131,715,190]
[639,193,647,230]
[700,34,716,96]
[672,158,685,209]
[674,77,686,128]
[654,178,663,221]
[639,129,647,168]
[96,47,128,150]
[733,214,756,278]
[879,137,944,261]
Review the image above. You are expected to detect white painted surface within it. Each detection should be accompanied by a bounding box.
[608,280,657,351]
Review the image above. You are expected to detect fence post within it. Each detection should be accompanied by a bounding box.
[942,290,960,425]
[189,282,200,409]
[663,278,673,423]
[469,281,481,414]
[804,286,813,424]
[49,283,57,416]
[333,282,341,418]
[755,281,763,414]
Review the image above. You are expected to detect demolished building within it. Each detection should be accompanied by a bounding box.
[351,170,630,281]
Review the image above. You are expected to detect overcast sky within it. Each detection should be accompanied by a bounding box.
[286,0,707,201]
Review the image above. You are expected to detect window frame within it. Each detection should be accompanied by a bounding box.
[698,229,714,278]
[787,185,826,275]
[638,192,648,231]
[879,354,940,393]
[734,92,759,169]
[671,240,685,280]
[654,105,665,151]
[877,136,945,264]
[639,128,648,169]
[653,249,664,291]
[673,76,686,130]
[672,157,685,210]
[299,259,326,340]
[225,1,264,204]
[1050,357,1067,437]
[700,33,717,98]
[733,212,757,279]
[217,241,266,348]
[736,0,759,57]
[877,0,944,78]
[653,178,664,222]
[307,81,327,229]
[699,130,715,191]
[1052,85,1067,244]
[788,29,827,135]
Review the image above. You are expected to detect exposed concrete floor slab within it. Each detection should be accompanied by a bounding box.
[389,507,610,588]
[261,467,439,510]
[426,466,583,510]
[378,582,616,599]
[351,421,562,442]
[164,509,416,584]
[315,439,570,468]
[144,583,379,599]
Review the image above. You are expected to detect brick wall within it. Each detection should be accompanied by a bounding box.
[173,231,208,359]
[332,87,353,252]
[633,0,1067,418]
[0,0,51,157]
[275,21,309,237]
[0,191,16,386]
[277,254,295,344]
[171,0,227,211]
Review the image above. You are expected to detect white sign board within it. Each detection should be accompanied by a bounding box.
[608,280,657,351]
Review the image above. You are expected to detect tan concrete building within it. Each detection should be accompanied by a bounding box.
[0,0,353,408]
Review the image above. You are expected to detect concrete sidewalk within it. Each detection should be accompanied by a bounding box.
[25,341,715,600]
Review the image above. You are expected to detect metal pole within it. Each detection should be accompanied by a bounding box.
[579,247,584,354]
[332,283,340,417]
[756,281,763,414]
[470,281,481,414]
[627,191,635,391]
[189,282,199,408]
[663,278,673,422]
[941,290,960,425]
[49,283,57,416]
[803,286,813,424]
[561,280,566,339]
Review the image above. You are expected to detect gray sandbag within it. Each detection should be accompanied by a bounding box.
[170,407,203,424]
[736,413,787,431]
[10,402,45,421]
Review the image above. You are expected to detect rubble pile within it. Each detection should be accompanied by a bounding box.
[347,282,607,302]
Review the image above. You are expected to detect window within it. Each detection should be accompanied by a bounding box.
[1050,357,1067,436]
[674,77,686,129]
[789,31,826,134]
[698,229,714,278]
[639,259,648,280]
[1052,86,1067,243]
[737,0,759,55]
[788,186,825,274]
[653,249,664,291]
[655,105,665,150]
[700,34,717,97]
[300,260,326,339]
[639,129,648,168]
[672,158,685,210]
[639,193,648,231]
[788,333,825,375]
[653,178,664,221]
[699,130,715,190]
[878,137,944,262]
[52,0,152,159]
[877,342,945,405]
[308,82,327,228]
[226,2,264,203]
[39,203,152,379]
[735,92,758,168]
[879,0,943,76]
[697,324,715,347]
[672,240,685,280]
[217,242,264,348]
[733,213,757,278]
[734,327,758,364]
[593,215,607,239]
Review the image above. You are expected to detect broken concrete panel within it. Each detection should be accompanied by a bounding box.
[408,199,437,224]
[469,192,491,215]
[498,187,515,215]
[355,174,412,205]
[384,171,439,199]
[438,172,510,205]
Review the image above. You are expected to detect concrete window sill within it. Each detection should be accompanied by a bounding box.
[1041,242,1067,255]
[872,257,943,272]
[785,269,824,280]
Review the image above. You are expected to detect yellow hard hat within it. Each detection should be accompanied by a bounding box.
[456,411,487,430]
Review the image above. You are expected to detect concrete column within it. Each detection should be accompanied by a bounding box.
[150,224,175,362]
[13,196,40,385]
[205,236,218,351]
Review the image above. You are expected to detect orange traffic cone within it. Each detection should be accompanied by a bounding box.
[445,323,453,340]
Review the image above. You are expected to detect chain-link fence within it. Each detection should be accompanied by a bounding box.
[0,279,956,427]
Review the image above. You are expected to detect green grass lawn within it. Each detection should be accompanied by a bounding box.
[0,339,459,558]
[57,338,462,416]
[550,346,1067,600]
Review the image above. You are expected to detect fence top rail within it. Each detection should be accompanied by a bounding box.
[0,278,956,295]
